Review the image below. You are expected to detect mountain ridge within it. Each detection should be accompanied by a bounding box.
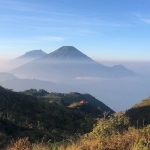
[16,49,47,59]
[10,46,136,81]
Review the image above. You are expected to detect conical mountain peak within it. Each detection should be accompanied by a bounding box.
[4,50,47,70]
[45,46,92,61]
[19,50,47,59]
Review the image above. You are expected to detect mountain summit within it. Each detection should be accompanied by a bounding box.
[17,50,47,59]
[11,46,136,81]
[44,46,92,61]
[5,50,47,70]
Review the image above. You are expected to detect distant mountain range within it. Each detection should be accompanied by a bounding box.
[0,77,69,92]
[10,46,136,81]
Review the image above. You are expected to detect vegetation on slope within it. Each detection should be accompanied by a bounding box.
[3,87,150,150]
[23,89,114,114]
[125,97,150,127]
[8,113,150,150]
[0,86,96,149]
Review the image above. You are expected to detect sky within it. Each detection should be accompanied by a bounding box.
[0,0,150,62]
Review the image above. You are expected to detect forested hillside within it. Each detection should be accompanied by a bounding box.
[0,86,97,149]
[125,97,150,127]
[2,86,150,150]
[23,89,114,114]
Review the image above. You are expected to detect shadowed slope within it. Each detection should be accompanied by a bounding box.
[126,97,150,127]
[0,86,97,148]
[23,90,115,114]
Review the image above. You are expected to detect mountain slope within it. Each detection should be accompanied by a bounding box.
[0,72,17,81]
[17,49,47,59]
[11,46,136,81]
[43,46,93,61]
[5,50,47,70]
[125,97,150,127]
[23,90,115,114]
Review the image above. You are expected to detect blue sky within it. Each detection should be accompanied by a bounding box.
[0,0,150,61]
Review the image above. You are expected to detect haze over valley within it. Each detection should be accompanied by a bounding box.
[0,0,149,112]
[0,46,149,111]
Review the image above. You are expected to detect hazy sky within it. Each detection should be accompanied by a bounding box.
[0,0,150,61]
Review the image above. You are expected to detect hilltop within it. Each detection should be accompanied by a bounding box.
[23,89,115,114]
[125,97,150,127]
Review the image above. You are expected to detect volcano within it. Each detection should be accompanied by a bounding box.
[5,50,47,70]
[11,46,136,81]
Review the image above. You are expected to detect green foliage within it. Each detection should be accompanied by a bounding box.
[7,114,150,150]
[4,90,150,150]
[23,89,49,97]
[68,102,103,117]
[126,97,150,127]
[23,89,115,118]
[89,112,130,138]
[0,86,96,149]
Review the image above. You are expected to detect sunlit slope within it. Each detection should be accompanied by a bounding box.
[23,90,115,114]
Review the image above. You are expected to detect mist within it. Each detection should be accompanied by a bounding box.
[100,60,150,77]
[0,57,13,72]
[0,50,150,111]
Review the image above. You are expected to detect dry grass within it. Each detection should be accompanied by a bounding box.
[6,127,150,150]
[6,115,150,150]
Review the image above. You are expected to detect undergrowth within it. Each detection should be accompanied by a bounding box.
[6,113,150,150]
